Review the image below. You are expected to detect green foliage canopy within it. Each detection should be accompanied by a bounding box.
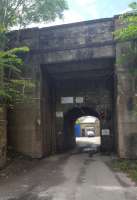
[115,2,137,78]
[115,2,137,41]
[0,47,29,103]
[0,47,29,72]
[115,2,137,113]
[0,0,68,103]
[0,0,68,29]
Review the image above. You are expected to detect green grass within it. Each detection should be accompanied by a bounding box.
[112,159,137,182]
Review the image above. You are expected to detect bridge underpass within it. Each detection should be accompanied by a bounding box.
[1,14,137,200]
[6,16,137,160]
[64,108,101,152]
[41,58,115,155]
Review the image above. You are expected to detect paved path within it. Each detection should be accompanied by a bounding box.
[0,154,137,200]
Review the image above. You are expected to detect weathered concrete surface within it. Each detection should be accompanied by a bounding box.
[0,106,7,168]
[7,17,116,158]
[6,16,137,159]
[9,18,115,63]
[115,17,137,158]
[55,75,114,153]
[0,154,136,200]
[7,102,42,158]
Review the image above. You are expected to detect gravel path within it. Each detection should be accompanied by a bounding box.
[0,153,137,200]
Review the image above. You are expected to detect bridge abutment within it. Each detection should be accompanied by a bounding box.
[1,16,136,162]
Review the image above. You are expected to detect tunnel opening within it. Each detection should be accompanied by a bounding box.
[63,107,101,152]
[41,58,116,156]
[75,116,101,153]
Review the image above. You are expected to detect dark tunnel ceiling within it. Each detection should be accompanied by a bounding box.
[41,58,115,82]
[64,107,100,121]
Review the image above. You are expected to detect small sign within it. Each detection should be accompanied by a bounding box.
[102,129,110,136]
[56,112,63,118]
[75,97,84,104]
[61,97,74,104]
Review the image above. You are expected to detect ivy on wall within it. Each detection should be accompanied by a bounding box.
[115,2,137,113]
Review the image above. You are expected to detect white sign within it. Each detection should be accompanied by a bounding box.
[56,112,63,118]
[76,97,84,104]
[102,129,110,136]
[61,97,74,104]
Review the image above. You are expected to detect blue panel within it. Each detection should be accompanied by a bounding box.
[74,124,81,137]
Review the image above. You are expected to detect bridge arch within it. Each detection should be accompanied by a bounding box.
[8,17,123,159]
[63,107,101,151]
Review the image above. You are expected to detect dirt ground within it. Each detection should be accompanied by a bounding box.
[0,150,137,200]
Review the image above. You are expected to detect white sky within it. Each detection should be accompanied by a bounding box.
[28,0,132,28]
[78,116,97,123]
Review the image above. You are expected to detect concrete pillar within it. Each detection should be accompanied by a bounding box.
[7,56,43,158]
[115,40,137,158]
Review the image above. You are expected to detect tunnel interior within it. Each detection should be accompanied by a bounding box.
[63,107,101,151]
[74,115,101,151]
[40,58,116,156]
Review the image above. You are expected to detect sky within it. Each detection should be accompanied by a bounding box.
[39,0,133,27]
[66,0,132,21]
[78,116,97,123]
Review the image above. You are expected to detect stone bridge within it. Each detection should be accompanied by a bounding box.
[3,16,137,162]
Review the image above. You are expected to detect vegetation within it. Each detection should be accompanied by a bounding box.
[0,0,68,104]
[0,40,31,102]
[115,2,137,99]
[0,0,68,29]
[115,2,137,41]
[0,47,29,103]
[112,159,137,182]
[113,4,137,179]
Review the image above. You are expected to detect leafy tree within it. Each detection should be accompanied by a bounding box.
[115,2,137,77]
[0,47,29,103]
[0,0,68,103]
[0,0,68,29]
[115,2,137,41]
[115,2,137,113]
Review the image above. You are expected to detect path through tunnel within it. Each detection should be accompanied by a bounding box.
[63,107,101,152]
[41,58,116,156]
[5,18,119,160]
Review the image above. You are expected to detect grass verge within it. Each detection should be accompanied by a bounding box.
[111,159,137,182]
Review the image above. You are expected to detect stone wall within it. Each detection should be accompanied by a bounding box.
[55,75,115,152]
[6,16,137,159]
[7,18,116,158]
[0,106,7,168]
[39,18,115,63]
[115,42,137,158]
[114,18,137,158]
[41,67,57,156]
[9,18,115,65]
[8,102,42,158]
[9,16,137,158]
